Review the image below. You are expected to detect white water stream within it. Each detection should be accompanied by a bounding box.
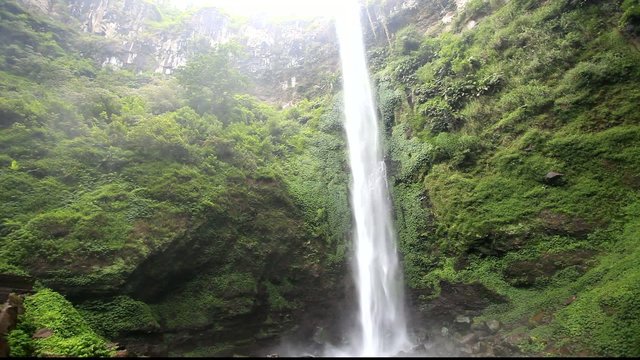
[334,0,412,356]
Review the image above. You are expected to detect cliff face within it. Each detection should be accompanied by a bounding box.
[16,0,341,104]
[15,0,460,105]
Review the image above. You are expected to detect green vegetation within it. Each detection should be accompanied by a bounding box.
[377,0,640,356]
[78,296,160,338]
[8,288,112,357]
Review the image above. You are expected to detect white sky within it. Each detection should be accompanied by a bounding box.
[168,0,346,18]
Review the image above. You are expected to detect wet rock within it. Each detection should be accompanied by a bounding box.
[411,281,508,320]
[441,327,449,337]
[33,328,54,339]
[493,343,517,357]
[444,340,456,353]
[479,345,496,357]
[412,326,429,345]
[458,333,478,345]
[460,345,473,355]
[409,343,428,353]
[311,326,327,345]
[470,321,487,331]
[504,332,530,347]
[486,319,501,333]
[422,341,434,351]
[453,316,472,332]
[471,341,487,354]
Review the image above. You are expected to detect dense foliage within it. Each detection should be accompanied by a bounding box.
[0,0,349,355]
[376,0,640,355]
[9,288,112,357]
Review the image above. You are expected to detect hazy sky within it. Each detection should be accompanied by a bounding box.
[168,0,344,18]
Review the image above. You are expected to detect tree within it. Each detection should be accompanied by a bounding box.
[175,43,247,119]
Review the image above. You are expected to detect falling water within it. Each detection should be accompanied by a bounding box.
[334,0,412,356]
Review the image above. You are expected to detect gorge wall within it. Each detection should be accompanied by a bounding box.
[16,0,460,105]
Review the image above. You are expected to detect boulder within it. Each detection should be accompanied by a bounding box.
[486,319,501,333]
[32,328,54,339]
[0,306,17,335]
[471,341,487,354]
[544,171,564,186]
[441,327,449,337]
[311,326,327,345]
[0,293,25,358]
[115,349,129,357]
[458,332,478,345]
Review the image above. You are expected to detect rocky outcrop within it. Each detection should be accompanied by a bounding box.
[0,293,25,357]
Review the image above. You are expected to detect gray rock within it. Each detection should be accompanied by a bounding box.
[455,315,471,324]
[486,319,501,333]
[444,341,456,353]
[460,345,474,354]
[441,326,449,337]
[312,326,327,345]
[544,171,564,185]
[458,333,478,345]
[470,321,487,331]
[471,341,487,354]
[32,328,54,339]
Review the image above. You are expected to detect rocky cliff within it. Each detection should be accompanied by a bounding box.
[16,0,342,105]
[15,0,465,105]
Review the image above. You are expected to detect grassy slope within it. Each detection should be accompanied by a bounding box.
[377,0,640,355]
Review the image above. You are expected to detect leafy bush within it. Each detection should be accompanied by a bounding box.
[620,0,640,36]
[418,98,464,134]
[377,80,403,131]
[430,132,484,167]
[392,26,422,56]
[17,289,112,357]
[556,52,638,95]
[78,296,159,338]
[7,329,33,357]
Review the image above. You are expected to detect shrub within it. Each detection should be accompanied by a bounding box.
[7,329,33,357]
[78,296,159,338]
[17,289,112,357]
[418,98,464,134]
[620,0,640,36]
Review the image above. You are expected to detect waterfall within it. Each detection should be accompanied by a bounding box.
[334,0,412,356]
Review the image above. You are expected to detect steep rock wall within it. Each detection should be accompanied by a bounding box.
[16,0,463,105]
[16,0,341,104]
